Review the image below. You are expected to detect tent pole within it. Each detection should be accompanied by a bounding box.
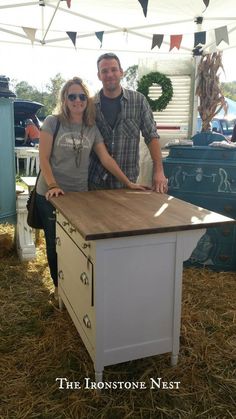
[191,16,203,136]
[41,0,61,44]
[41,1,44,40]
[191,55,201,136]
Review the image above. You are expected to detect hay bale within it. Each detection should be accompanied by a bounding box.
[0,224,236,418]
[0,232,14,257]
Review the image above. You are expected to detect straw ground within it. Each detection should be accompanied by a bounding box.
[0,223,235,419]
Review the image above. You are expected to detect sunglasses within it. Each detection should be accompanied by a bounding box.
[67,93,87,102]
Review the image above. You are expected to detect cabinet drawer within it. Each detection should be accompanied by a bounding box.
[211,224,236,241]
[56,211,94,260]
[56,224,96,347]
[166,146,236,161]
[168,192,236,219]
[164,161,236,195]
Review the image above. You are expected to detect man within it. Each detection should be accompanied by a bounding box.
[24,119,40,146]
[88,52,168,193]
[231,122,236,142]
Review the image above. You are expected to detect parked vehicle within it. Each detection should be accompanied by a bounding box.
[211,117,236,139]
[197,116,236,140]
[14,99,43,146]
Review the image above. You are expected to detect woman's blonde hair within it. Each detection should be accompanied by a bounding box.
[54,77,95,126]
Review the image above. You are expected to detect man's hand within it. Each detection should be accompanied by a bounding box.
[147,139,168,193]
[152,172,168,194]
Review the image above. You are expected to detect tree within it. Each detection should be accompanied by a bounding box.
[14,81,44,104]
[123,65,138,90]
[45,73,65,115]
[13,73,65,119]
[221,81,236,102]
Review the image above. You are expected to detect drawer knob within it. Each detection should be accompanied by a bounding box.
[56,237,61,246]
[62,221,69,227]
[218,255,230,262]
[224,205,233,213]
[222,229,231,237]
[83,314,91,329]
[80,272,89,285]
[58,270,64,280]
[82,242,90,249]
[69,227,76,233]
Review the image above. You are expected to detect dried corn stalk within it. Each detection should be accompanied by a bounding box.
[195,52,228,131]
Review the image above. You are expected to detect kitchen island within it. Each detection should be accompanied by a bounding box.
[50,189,235,381]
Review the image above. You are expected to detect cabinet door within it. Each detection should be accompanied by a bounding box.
[56,224,96,347]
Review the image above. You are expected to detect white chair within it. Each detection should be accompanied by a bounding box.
[29,150,40,175]
[15,147,39,176]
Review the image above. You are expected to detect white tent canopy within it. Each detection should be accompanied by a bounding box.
[0,0,236,54]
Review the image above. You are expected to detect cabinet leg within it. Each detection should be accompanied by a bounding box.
[171,354,178,366]
[95,370,103,383]
[58,296,64,311]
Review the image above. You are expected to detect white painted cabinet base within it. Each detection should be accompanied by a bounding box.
[56,217,204,381]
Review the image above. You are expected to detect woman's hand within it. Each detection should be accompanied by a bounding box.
[45,187,64,200]
[127,182,152,191]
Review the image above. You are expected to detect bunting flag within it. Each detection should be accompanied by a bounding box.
[22,27,37,44]
[61,0,71,8]
[95,31,104,48]
[66,31,77,47]
[203,0,210,8]
[170,35,182,51]
[215,26,229,46]
[138,0,149,17]
[151,34,164,49]
[194,31,206,47]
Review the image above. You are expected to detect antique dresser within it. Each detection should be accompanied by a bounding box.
[163,144,236,270]
[50,190,234,381]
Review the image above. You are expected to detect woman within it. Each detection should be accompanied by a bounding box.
[36,77,147,297]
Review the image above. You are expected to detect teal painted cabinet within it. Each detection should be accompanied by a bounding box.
[163,145,236,271]
[0,98,16,223]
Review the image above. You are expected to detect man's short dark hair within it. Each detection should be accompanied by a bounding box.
[97,53,121,70]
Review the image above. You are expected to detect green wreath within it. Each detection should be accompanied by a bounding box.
[137,71,173,112]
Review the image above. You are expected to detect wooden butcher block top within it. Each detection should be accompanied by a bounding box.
[50,189,236,240]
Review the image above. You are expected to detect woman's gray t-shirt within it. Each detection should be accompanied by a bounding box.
[37,115,104,195]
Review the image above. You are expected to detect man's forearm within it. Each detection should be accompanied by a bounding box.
[147,138,164,173]
[147,138,168,193]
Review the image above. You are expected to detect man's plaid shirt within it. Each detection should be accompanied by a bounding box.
[88,88,159,189]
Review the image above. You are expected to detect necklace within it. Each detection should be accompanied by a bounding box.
[71,123,84,168]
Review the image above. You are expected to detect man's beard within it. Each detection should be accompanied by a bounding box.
[105,81,119,91]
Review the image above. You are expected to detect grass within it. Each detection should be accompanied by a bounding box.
[0,223,236,419]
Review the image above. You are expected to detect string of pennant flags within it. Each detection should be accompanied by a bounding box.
[22,0,228,51]
[138,0,210,17]
[60,0,211,14]
[61,0,211,16]
[152,25,229,51]
[22,24,229,51]
[60,0,210,17]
